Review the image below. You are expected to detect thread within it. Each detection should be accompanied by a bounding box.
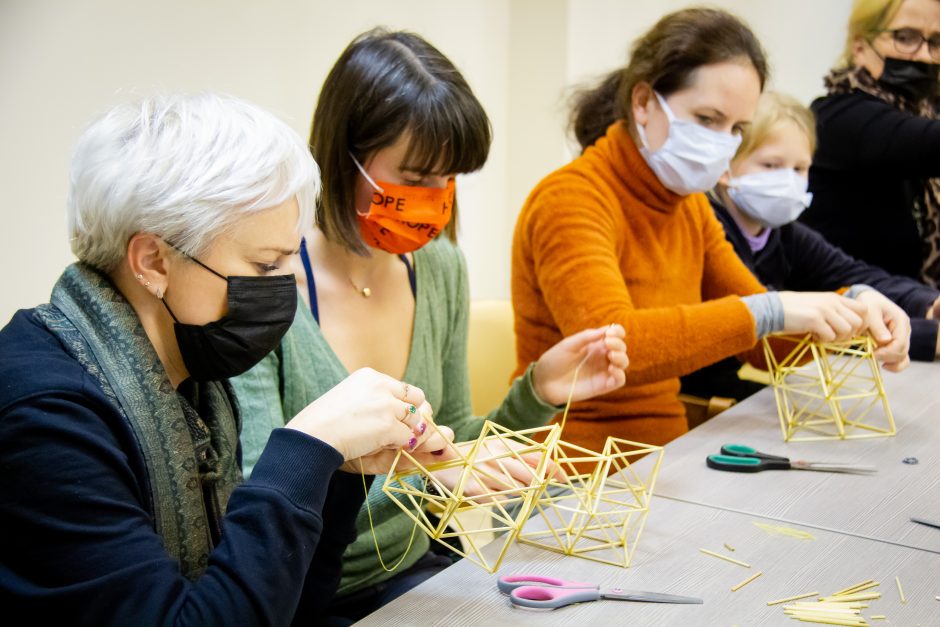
[360,459,424,572]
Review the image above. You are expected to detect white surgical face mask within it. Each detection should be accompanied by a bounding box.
[636,91,742,196]
[728,168,813,228]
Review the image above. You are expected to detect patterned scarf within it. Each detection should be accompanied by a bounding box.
[825,65,940,286]
[33,263,242,579]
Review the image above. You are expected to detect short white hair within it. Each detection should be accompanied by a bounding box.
[67,92,318,271]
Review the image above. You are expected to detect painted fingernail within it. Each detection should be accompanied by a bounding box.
[417,421,427,435]
[432,449,445,456]
[408,437,418,450]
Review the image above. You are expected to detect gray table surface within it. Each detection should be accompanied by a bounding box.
[356,497,940,626]
[648,361,940,553]
[356,361,940,625]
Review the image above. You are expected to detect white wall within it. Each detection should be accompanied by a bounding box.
[566,0,854,106]
[0,0,852,324]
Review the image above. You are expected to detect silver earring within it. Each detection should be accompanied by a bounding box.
[135,273,144,281]
[144,280,152,287]
[155,287,163,299]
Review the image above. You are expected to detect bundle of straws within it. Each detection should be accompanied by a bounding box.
[777,579,882,626]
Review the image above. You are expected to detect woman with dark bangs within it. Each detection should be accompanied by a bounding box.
[232,28,629,621]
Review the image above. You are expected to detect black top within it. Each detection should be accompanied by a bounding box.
[0,309,368,626]
[680,199,939,401]
[802,91,940,279]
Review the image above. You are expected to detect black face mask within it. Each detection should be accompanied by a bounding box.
[878,56,940,101]
[162,252,297,382]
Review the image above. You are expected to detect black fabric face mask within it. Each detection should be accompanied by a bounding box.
[878,56,940,100]
[162,252,297,382]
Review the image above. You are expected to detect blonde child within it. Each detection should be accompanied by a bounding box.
[682,91,938,402]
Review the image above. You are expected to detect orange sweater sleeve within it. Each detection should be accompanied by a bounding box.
[692,195,790,369]
[522,180,760,386]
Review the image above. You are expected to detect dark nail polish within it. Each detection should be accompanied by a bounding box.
[418,422,427,435]
[408,437,418,450]
[432,449,445,456]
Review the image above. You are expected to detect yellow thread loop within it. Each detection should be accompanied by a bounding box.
[360,460,424,572]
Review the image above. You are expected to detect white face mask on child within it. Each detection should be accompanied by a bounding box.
[636,91,742,196]
[727,168,813,228]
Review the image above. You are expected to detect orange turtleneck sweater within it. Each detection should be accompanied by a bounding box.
[512,121,767,453]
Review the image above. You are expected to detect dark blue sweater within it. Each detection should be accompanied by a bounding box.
[681,200,939,400]
[0,309,367,626]
[803,91,940,281]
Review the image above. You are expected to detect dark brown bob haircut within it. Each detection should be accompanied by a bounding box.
[570,7,769,151]
[310,27,492,254]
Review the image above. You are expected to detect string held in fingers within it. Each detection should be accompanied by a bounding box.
[557,351,590,435]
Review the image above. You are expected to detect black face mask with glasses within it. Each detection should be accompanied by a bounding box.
[871,28,940,100]
[879,57,940,100]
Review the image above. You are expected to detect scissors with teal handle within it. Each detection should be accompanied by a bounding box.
[706,443,876,474]
[497,574,703,610]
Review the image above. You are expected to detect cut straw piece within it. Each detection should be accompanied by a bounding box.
[818,593,881,602]
[786,605,868,613]
[785,615,864,623]
[896,576,907,603]
[784,607,860,616]
[871,616,886,620]
[731,571,762,592]
[788,616,867,627]
[784,603,862,612]
[753,521,816,540]
[833,581,879,597]
[796,599,866,604]
[699,548,750,567]
[768,591,820,605]
[724,542,736,552]
[784,609,864,619]
[784,613,861,621]
[830,579,875,597]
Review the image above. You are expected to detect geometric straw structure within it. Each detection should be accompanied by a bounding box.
[382,420,561,573]
[762,334,895,442]
[518,436,664,568]
[381,355,667,574]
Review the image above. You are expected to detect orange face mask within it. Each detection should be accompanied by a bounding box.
[351,154,455,254]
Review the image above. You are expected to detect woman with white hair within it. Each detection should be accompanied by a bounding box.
[0,92,451,625]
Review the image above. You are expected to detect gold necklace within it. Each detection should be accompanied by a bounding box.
[348,276,372,297]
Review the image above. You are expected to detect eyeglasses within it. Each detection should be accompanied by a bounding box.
[877,28,940,61]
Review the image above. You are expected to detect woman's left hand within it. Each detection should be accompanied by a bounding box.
[531,324,628,406]
[855,289,911,372]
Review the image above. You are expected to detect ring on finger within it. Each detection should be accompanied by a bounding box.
[401,403,417,421]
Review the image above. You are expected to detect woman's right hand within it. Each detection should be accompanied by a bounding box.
[429,438,566,503]
[285,368,442,467]
[776,291,869,342]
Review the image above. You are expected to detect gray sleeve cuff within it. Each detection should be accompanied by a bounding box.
[845,284,875,299]
[741,292,785,339]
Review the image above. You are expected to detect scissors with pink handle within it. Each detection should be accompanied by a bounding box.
[497,574,703,610]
